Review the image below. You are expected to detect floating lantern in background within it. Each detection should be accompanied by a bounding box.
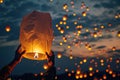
[43,63,48,70]
[5,25,11,32]
[86,7,90,11]
[63,4,68,10]
[89,66,93,71]
[62,15,68,21]
[82,11,87,17]
[93,32,97,38]
[57,53,62,59]
[0,0,3,4]
[112,46,116,51]
[20,11,53,60]
[117,31,120,37]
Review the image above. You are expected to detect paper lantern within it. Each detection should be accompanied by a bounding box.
[43,63,48,70]
[0,0,3,4]
[5,25,11,32]
[20,11,53,60]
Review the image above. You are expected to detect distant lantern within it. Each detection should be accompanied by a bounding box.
[62,15,68,21]
[60,29,64,34]
[63,4,68,10]
[5,25,11,32]
[89,66,93,71]
[57,53,62,59]
[43,63,48,70]
[93,32,97,38]
[112,46,116,51]
[20,11,53,60]
[0,0,3,4]
[86,7,90,11]
[117,31,120,37]
[69,55,73,59]
[82,11,86,17]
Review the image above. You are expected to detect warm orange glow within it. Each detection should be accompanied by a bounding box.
[75,74,79,79]
[112,46,116,51]
[86,7,90,11]
[57,53,62,59]
[103,75,107,79]
[89,72,93,77]
[76,69,81,74]
[60,29,64,34]
[83,74,87,78]
[74,21,77,25]
[93,32,97,38]
[88,46,92,50]
[60,21,63,25]
[83,58,87,63]
[43,63,48,70]
[109,70,113,75]
[66,26,69,29]
[82,11,87,17]
[63,4,68,10]
[0,0,3,4]
[69,55,73,59]
[100,25,105,29]
[62,15,68,21]
[117,31,120,37]
[20,11,53,60]
[40,72,44,76]
[112,73,116,78]
[79,74,83,79]
[68,73,71,77]
[60,42,63,46]
[5,26,11,32]
[89,66,93,71]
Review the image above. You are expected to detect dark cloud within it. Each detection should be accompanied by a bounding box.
[96,45,106,49]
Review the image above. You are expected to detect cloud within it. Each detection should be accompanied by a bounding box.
[0,40,19,47]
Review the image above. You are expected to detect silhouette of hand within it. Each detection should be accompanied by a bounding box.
[14,45,26,62]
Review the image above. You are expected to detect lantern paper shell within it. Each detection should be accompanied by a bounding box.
[20,11,53,60]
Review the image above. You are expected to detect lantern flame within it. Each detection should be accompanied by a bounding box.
[34,52,39,59]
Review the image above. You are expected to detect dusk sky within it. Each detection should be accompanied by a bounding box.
[0,0,120,76]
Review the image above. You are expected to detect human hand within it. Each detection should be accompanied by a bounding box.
[14,45,26,62]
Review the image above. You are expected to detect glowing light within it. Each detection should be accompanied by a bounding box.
[63,4,68,10]
[62,15,68,21]
[76,69,81,74]
[89,66,93,71]
[0,0,3,4]
[57,53,62,59]
[43,63,48,70]
[5,25,11,32]
[82,11,87,17]
[34,52,39,59]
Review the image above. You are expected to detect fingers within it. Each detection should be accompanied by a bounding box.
[21,50,26,55]
[16,44,21,52]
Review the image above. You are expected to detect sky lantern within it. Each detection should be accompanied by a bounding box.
[82,11,87,17]
[89,66,93,71]
[0,0,3,4]
[57,53,62,59]
[43,63,48,70]
[5,25,11,32]
[86,7,90,11]
[69,55,73,59]
[20,11,53,60]
[112,46,116,51]
[93,32,97,38]
[62,15,68,21]
[117,31,120,37]
[63,4,68,10]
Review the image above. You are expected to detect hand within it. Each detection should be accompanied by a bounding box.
[14,45,26,62]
